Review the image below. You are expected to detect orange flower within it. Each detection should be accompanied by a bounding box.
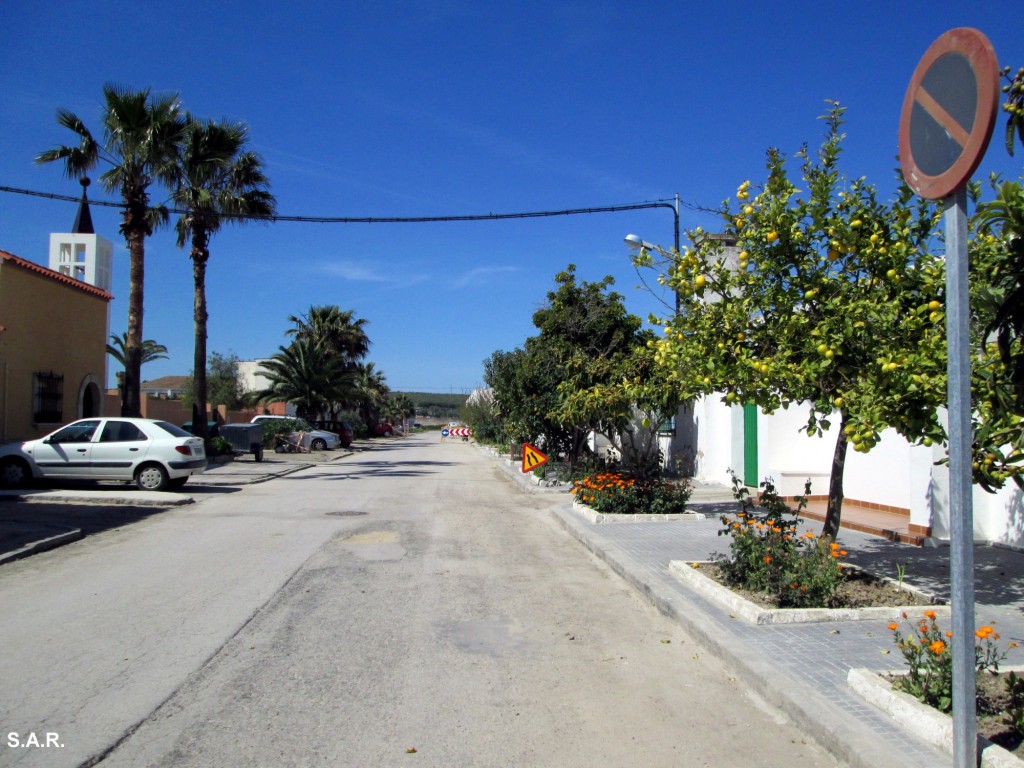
[839,550,848,556]
[923,610,937,620]
[804,531,815,540]
[888,623,899,631]
[929,640,946,655]
[763,556,772,564]
[976,626,994,639]
[945,631,953,639]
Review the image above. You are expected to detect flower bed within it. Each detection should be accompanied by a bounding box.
[570,471,692,516]
[669,560,946,625]
[848,667,1024,765]
[571,498,706,524]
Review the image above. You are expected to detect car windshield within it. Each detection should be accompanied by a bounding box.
[153,421,192,438]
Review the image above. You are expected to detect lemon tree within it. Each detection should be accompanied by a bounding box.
[968,64,1024,490]
[642,104,947,538]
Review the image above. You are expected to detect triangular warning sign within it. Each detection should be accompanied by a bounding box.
[521,443,550,473]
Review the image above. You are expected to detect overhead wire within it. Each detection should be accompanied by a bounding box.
[0,184,717,225]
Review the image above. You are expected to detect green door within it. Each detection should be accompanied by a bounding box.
[743,403,758,486]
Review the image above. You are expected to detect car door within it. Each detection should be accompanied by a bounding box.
[91,419,151,480]
[28,420,100,479]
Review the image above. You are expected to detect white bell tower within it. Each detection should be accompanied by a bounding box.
[48,177,113,292]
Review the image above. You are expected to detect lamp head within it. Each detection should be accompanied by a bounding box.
[624,234,645,250]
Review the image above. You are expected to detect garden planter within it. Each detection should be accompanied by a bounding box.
[848,667,1024,767]
[572,499,707,524]
[668,559,949,625]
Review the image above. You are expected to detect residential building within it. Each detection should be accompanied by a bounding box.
[0,184,113,441]
[0,250,111,441]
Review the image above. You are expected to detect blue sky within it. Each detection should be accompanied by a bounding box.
[2,1,1022,393]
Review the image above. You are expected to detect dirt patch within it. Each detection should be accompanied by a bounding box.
[701,562,937,610]
[978,672,1023,757]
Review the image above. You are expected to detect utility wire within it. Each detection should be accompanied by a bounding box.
[0,183,715,224]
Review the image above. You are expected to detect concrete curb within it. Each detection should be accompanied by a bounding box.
[0,527,83,565]
[571,499,707,524]
[1,489,195,507]
[550,503,940,768]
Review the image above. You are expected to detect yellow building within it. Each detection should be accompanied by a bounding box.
[0,248,111,442]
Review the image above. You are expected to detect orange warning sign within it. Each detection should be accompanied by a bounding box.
[521,443,550,473]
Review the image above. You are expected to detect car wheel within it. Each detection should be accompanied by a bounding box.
[166,476,189,491]
[311,438,327,451]
[135,463,169,492]
[0,457,30,488]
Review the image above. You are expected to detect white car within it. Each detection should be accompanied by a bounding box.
[250,415,341,451]
[0,417,206,492]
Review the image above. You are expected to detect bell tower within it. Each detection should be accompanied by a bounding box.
[48,177,113,292]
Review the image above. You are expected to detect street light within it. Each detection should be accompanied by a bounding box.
[624,194,681,313]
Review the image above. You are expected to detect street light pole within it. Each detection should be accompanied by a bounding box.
[624,193,681,313]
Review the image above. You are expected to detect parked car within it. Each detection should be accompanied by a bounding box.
[0,417,206,492]
[373,422,396,437]
[311,420,354,447]
[250,415,341,451]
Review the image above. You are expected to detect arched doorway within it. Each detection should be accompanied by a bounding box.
[78,376,101,419]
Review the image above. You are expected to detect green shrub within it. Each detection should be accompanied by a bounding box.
[889,612,1011,713]
[714,472,844,608]
[210,436,234,456]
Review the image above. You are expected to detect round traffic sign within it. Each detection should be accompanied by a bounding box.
[898,28,999,200]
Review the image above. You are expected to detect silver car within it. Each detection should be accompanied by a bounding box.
[0,417,207,492]
[250,416,341,451]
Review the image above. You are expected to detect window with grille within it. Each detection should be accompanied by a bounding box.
[33,371,63,424]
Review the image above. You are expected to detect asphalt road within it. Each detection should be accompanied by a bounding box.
[0,434,841,767]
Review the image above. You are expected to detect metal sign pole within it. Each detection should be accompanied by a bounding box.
[945,185,976,768]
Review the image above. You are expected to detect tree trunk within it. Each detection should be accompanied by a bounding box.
[192,243,210,451]
[122,224,145,417]
[820,412,849,540]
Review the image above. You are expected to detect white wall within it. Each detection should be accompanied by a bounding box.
[669,392,1024,546]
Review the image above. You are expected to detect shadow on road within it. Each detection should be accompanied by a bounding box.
[0,499,173,560]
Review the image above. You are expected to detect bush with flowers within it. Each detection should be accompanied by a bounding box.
[714,472,846,608]
[571,470,692,515]
[889,610,1021,719]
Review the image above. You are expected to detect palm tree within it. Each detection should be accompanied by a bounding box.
[387,393,416,429]
[170,117,275,444]
[256,339,358,422]
[287,305,370,365]
[354,362,390,431]
[36,84,186,417]
[106,332,169,368]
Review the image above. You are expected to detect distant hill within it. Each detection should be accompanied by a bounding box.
[399,391,468,420]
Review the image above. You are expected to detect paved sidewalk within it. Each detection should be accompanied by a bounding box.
[493,456,1024,767]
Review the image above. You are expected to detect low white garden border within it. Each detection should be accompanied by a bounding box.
[571,499,707,524]
[848,666,1024,767]
[668,559,949,625]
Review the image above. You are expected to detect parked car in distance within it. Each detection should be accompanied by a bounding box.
[250,415,341,451]
[311,420,354,448]
[0,417,206,492]
[373,422,396,437]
